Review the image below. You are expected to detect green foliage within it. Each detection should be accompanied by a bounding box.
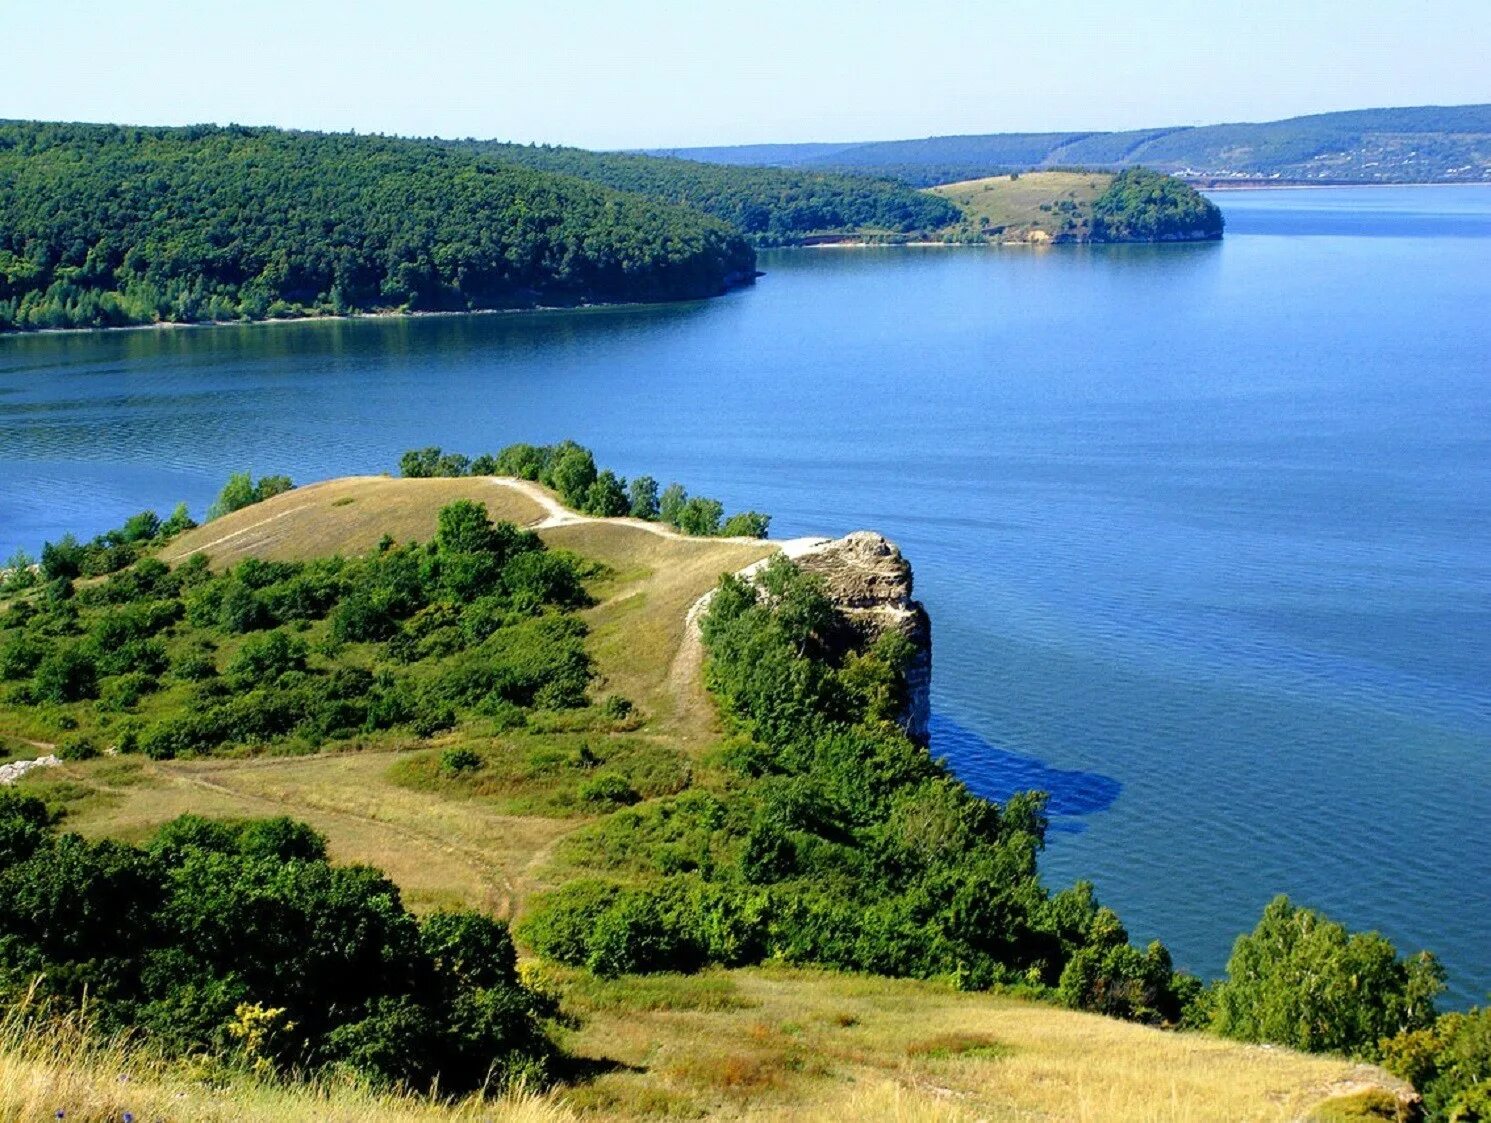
[521,556,1190,1022]
[207,472,295,521]
[439,747,483,776]
[720,511,771,539]
[1210,896,1443,1059]
[0,799,553,1092]
[453,141,961,246]
[1382,1007,1491,1122]
[0,121,754,332]
[395,442,770,537]
[1091,168,1223,241]
[0,499,593,759]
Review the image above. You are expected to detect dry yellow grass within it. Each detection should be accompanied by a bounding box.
[159,475,547,567]
[0,1008,574,1123]
[64,750,577,917]
[549,967,1404,1122]
[540,520,771,743]
[931,170,1114,240]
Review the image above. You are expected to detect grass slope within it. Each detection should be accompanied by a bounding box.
[930,171,1113,242]
[2,476,1405,1120]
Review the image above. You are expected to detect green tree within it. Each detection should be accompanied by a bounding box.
[720,511,771,539]
[1210,896,1443,1059]
[628,475,660,520]
[677,497,724,537]
[583,470,629,517]
[658,484,688,528]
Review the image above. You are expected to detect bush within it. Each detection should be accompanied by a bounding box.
[228,629,309,686]
[579,772,640,807]
[0,800,553,1092]
[1382,1007,1491,1121]
[33,644,99,703]
[439,747,482,776]
[57,734,101,762]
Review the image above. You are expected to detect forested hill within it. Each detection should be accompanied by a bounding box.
[0,122,756,332]
[451,141,960,246]
[654,104,1491,187]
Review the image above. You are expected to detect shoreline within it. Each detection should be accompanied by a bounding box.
[0,284,759,341]
[1198,180,1491,192]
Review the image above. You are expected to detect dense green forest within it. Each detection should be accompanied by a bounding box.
[1091,169,1224,241]
[452,141,960,246]
[0,122,755,332]
[658,104,1491,185]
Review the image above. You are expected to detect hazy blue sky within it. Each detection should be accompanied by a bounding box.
[5,0,1487,148]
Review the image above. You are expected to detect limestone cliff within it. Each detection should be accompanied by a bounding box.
[792,532,932,744]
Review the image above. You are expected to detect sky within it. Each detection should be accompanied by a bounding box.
[4,0,1488,149]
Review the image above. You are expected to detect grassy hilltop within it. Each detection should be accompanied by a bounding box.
[931,169,1224,244]
[0,447,1465,1120]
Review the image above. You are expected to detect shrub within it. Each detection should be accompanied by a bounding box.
[1382,1006,1491,1121]
[33,643,99,702]
[439,747,483,776]
[579,772,640,807]
[0,800,552,1093]
[57,734,101,762]
[228,629,309,686]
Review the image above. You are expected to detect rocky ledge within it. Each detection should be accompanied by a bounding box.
[793,532,932,744]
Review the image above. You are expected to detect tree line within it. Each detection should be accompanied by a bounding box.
[456,142,962,247]
[399,441,770,539]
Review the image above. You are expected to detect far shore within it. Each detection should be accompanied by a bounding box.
[1197,180,1491,191]
[0,292,739,340]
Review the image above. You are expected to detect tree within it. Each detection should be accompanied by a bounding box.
[658,483,688,528]
[543,443,598,508]
[1210,896,1443,1059]
[677,497,724,537]
[435,499,497,555]
[628,475,660,520]
[583,470,629,517]
[399,447,443,478]
[207,473,294,521]
[720,511,770,539]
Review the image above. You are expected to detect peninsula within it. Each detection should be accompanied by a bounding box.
[0,441,1468,1120]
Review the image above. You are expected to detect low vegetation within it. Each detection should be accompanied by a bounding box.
[0,497,599,760]
[0,466,1477,1119]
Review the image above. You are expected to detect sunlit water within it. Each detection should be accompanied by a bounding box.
[3,186,1488,1002]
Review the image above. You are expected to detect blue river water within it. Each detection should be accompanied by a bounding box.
[2,186,1488,1002]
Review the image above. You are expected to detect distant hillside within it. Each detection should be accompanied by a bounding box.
[449,141,959,246]
[0,122,755,332]
[652,104,1491,186]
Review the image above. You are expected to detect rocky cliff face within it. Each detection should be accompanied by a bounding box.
[792,532,932,744]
